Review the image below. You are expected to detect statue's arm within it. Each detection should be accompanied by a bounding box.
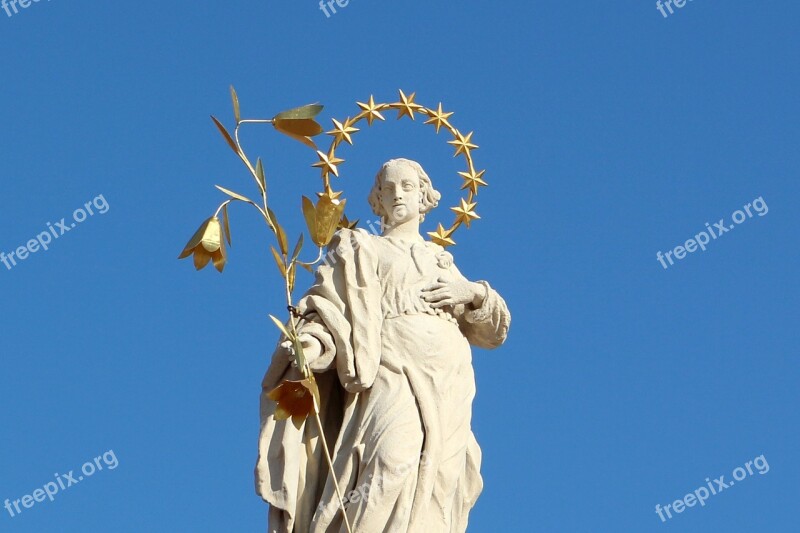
[287,227,375,374]
[292,311,337,372]
[451,266,511,349]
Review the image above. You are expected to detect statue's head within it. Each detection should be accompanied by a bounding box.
[368,158,441,226]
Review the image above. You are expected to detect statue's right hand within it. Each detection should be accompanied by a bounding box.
[280,333,324,368]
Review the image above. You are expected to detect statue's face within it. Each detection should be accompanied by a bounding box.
[380,165,421,226]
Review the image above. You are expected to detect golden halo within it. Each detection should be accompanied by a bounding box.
[310,90,488,247]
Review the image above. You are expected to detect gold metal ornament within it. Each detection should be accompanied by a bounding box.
[178,216,227,272]
[318,89,488,247]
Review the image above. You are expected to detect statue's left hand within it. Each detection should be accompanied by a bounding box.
[421,277,486,309]
[280,333,324,368]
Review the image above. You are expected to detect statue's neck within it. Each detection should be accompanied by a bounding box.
[381,219,422,243]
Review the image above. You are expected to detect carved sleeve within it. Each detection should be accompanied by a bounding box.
[458,280,511,349]
[295,316,337,372]
[447,261,511,349]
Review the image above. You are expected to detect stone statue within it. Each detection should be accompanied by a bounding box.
[255,158,511,532]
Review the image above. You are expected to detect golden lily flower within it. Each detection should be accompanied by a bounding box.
[272,104,324,149]
[178,216,227,272]
[266,378,320,428]
[302,194,347,247]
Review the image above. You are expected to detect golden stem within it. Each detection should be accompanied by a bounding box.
[312,402,354,533]
[213,199,232,218]
[233,121,274,229]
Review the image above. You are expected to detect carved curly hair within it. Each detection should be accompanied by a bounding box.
[367,159,441,222]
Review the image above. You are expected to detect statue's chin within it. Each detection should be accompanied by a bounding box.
[387,206,413,225]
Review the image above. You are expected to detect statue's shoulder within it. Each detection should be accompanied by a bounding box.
[328,227,378,252]
[423,240,445,253]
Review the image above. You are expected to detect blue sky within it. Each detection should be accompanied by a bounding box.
[1,1,798,531]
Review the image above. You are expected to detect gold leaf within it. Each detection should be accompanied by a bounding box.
[268,207,289,256]
[291,233,304,261]
[255,158,266,195]
[277,223,289,256]
[273,103,323,120]
[287,263,297,293]
[221,204,232,246]
[302,196,318,245]
[210,115,240,155]
[270,246,287,278]
[230,85,241,123]
[268,314,291,340]
[215,185,254,204]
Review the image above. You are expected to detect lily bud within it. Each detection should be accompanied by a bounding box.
[178,216,227,272]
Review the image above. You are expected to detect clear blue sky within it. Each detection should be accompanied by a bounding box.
[1,1,798,531]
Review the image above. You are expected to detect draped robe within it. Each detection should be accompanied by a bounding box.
[256,228,510,532]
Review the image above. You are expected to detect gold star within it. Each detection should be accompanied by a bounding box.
[326,117,359,146]
[458,168,488,195]
[428,223,456,247]
[356,95,385,126]
[393,90,422,121]
[448,130,478,157]
[317,189,344,200]
[451,199,480,228]
[312,149,345,177]
[338,214,359,230]
[424,103,454,133]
